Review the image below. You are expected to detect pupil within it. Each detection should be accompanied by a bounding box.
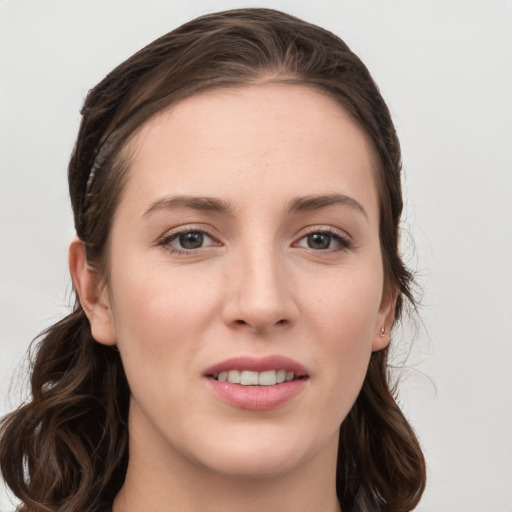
[179,232,203,249]
[308,233,330,249]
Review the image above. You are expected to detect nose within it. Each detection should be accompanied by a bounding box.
[222,245,299,334]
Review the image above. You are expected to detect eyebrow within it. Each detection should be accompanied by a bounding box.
[143,195,233,217]
[288,193,369,221]
[143,192,368,221]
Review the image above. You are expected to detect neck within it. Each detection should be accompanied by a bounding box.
[112,415,341,512]
[114,468,341,512]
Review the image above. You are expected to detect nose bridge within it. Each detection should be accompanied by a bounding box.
[224,234,296,332]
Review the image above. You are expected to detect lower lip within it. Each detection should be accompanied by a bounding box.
[205,378,307,411]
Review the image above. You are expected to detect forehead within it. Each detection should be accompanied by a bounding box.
[122,83,378,220]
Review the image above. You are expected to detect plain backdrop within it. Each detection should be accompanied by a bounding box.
[1,1,511,511]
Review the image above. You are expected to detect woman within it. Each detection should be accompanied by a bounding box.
[0,8,425,512]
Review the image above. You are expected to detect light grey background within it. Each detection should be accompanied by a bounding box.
[1,1,511,511]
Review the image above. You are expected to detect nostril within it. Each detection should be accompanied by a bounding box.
[230,318,289,331]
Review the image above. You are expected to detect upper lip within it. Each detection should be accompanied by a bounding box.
[203,355,309,377]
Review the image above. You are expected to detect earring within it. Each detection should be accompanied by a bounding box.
[379,327,386,336]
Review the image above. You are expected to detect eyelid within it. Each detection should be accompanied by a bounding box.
[156,224,222,252]
[292,226,353,250]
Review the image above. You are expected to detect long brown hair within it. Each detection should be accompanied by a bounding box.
[0,8,425,512]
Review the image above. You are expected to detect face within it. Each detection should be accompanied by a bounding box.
[86,84,393,480]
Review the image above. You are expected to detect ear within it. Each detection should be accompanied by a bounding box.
[372,284,398,352]
[68,237,117,346]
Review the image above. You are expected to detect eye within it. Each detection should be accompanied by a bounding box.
[295,230,351,251]
[160,229,217,252]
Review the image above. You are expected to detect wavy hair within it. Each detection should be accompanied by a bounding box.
[0,8,426,512]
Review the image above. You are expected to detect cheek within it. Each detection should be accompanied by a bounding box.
[304,262,383,407]
[107,263,223,435]
[108,258,218,372]
[307,261,383,341]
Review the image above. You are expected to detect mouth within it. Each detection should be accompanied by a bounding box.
[210,369,305,386]
[203,355,309,410]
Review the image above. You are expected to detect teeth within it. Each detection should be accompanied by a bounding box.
[228,370,241,384]
[258,370,276,386]
[240,371,259,385]
[214,369,297,386]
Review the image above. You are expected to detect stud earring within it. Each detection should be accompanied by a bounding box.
[379,327,386,336]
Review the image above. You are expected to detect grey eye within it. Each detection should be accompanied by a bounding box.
[178,231,205,249]
[306,233,332,250]
[295,230,350,252]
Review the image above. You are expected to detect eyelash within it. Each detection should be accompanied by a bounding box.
[157,225,219,254]
[157,226,352,254]
[294,227,352,253]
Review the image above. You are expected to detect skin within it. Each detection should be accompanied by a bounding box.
[70,84,395,512]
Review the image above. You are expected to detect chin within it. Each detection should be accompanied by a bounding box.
[196,445,306,478]
[185,425,337,479]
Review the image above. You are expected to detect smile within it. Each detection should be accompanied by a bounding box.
[213,369,298,386]
[204,356,309,410]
